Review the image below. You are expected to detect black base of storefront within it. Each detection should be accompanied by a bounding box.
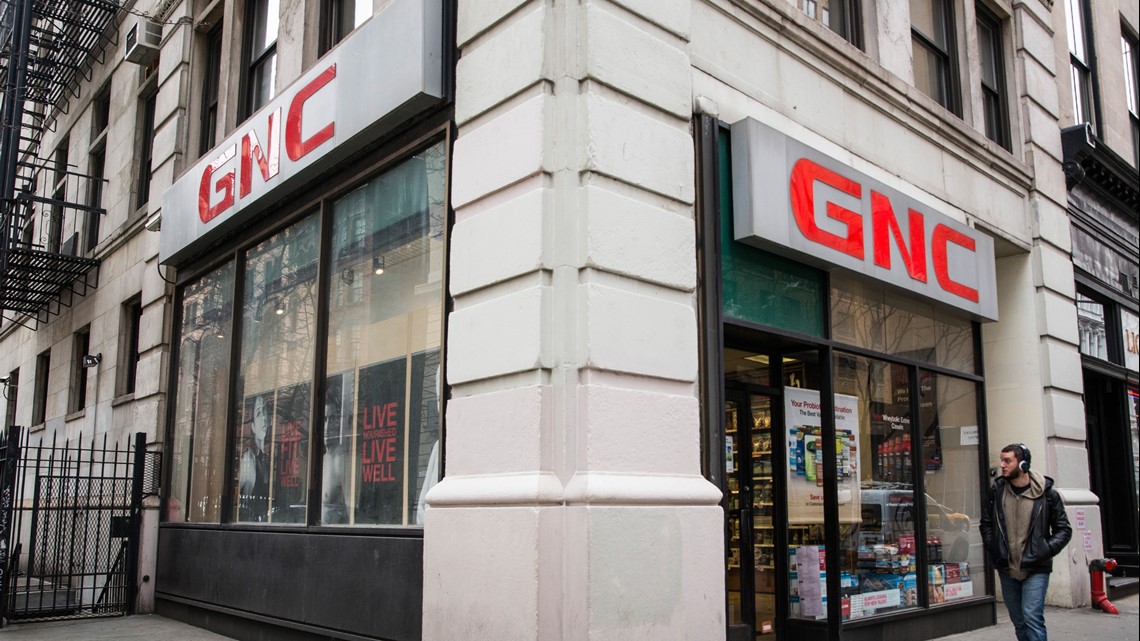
[156,527,422,641]
[837,598,995,641]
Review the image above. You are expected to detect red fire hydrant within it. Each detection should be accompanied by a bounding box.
[1089,558,1119,614]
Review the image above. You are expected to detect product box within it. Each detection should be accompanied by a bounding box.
[928,563,945,586]
[902,573,918,606]
[945,563,960,584]
[957,562,970,582]
[897,534,916,554]
[930,584,946,604]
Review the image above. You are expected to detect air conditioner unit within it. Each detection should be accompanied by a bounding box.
[125,20,162,65]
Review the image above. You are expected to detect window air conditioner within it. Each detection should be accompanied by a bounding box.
[125,20,162,65]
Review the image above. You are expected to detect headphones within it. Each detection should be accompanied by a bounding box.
[1016,444,1032,472]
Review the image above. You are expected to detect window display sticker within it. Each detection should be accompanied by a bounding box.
[1074,508,1086,530]
[860,588,900,612]
[943,582,973,601]
[796,545,825,618]
[784,387,861,523]
[959,425,979,446]
[1083,529,1095,551]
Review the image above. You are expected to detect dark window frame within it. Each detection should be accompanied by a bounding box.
[242,0,279,119]
[1066,0,1100,131]
[69,327,91,414]
[136,89,158,211]
[32,349,50,426]
[3,369,17,429]
[976,4,1011,150]
[119,296,144,396]
[911,0,962,116]
[1122,26,1139,167]
[200,25,224,156]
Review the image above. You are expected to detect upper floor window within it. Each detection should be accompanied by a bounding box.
[911,0,960,114]
[136,91,157,211]
[32,349,50,426]
[796,0,862,48]
[319,0,371,56]
[200,25,224,155]
[69,327,91,413]
[245,0,279,116]
[1066,0,1097,130]
[976,4,1010,150]
[1123,29,1139,167]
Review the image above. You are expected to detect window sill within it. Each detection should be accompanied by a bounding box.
[30,422,46,433]
[112,393,136,407]
[66,409,86,422]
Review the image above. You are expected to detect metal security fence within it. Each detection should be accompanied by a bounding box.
[0,427,157,624]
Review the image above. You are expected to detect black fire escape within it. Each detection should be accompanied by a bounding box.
[0,0,119,329]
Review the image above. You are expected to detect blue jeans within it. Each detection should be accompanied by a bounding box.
[999,571,1050,641]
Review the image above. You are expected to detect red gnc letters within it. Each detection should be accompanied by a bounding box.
[199,64,337,223]
[789,157,978,303]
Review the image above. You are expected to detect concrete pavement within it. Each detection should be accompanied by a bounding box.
[0,595,1136,640]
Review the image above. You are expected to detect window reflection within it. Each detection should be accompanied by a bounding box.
[169,263,235,523]
[234,214,320,524]
[323,142,446,526]
[1076,292,1108,360]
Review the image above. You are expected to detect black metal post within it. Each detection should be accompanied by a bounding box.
[125,432,146,614]
[0,425,23,626]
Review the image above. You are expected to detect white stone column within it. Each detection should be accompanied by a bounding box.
[423,1,725,639]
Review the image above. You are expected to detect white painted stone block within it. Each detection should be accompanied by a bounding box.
[1036,290,1079,345]
[580,283,697,382]
[448,286,549,383]
[423,506,555,641]
[455,6,546,125]
[583,93,694,204]
[452,95,547,208]
[579,385,699,474]
[445,385,551,475]
[1021,57,1060,118]
[1051,443,1091,491]
[1038,339,1083,394]
[1043,391,1086,441]
[585,4,691,119]
[451,188,549,295]
[1015,8,1059,74]
[1031,243,1076,297]
[457,0,532,47]
[584,185,695,290]
[605,0,691,39]
[1030,198,1073,255]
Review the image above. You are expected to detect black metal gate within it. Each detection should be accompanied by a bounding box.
[0,427,158,624]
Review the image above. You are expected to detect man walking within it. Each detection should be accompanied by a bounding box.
[980,444,1072,641]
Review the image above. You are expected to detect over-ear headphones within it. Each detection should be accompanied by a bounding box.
[1016,444,1031,472]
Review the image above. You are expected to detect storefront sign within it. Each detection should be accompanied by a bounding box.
[731,118,998,321]
[160,0,444,264]
[1122,309,1139,373]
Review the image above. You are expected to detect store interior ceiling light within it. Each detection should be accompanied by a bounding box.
[373,255,385,276]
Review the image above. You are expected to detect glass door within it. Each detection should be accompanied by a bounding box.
[725,390,779,638]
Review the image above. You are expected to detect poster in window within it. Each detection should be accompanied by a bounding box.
[784,386,861,524]
[356,357,407,524]
[322,370,355,524]
[273,382,310,523]
[238,391,274,522]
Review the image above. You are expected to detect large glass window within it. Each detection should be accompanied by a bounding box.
[1076,291,1109,361]
[322,145,446,526]
[166,138,447,528]
[795,0,861,48]
[168,263,235,522]
[833,353,916,618]
[234,215,320,524]
[919,372,984,603]
[831,272,975,374]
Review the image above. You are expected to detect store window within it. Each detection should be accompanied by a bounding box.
[911,0,959,114]
[976,5,1010,150]
[1076,291,1109,360]
[234,214,320,524]
[168,264,235,523]
[166,138,447,527]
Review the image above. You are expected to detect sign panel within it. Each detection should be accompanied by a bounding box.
[784,386,861,523]
[160,0,444,264]
[1122,308,1139,373]
[730,118,999,321]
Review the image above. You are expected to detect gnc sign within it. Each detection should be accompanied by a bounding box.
[731,118,998,321]
[160,0,443,264]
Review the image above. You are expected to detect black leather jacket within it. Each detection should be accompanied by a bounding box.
[980,475,1072,574]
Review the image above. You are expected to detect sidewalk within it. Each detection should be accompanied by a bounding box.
[939,592,1140,641]
[0,596,1136,640]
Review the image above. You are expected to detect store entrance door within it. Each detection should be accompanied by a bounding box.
[725,389,781,639]
[723,340,824,641]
